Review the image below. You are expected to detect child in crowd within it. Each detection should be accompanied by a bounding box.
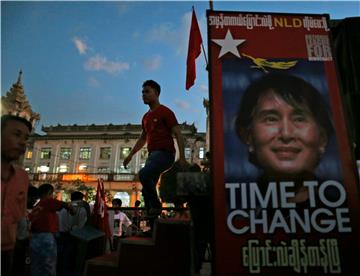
[108,198,132,251]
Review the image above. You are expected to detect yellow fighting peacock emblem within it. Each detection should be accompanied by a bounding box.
[242,53,298,73]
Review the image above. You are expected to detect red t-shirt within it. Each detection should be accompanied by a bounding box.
[1,166,29,250]
[30,197,63,233]
[142,104,178,153]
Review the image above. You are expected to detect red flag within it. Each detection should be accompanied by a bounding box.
[186,8,202,90]
[92,179,111,238]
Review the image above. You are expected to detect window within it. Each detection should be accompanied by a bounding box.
[60,148,72,160]
[37,165,49,173]
[120,147,131,160]
[25,150,33,159]
[100,147,111,160]
[199,147,205,159]
[116,165,131,173]
[40,148,51,159]
[185,147,191,160]
[78,164,88,172]
[98,167,111,173]
[141,149,148,159]
[57,164,68,173]
[79,147,91,160]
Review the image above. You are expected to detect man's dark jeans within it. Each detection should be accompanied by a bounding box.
[139,150,175,210]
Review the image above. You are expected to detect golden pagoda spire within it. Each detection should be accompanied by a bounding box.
[1,70,40,129]
[16,69,23,85]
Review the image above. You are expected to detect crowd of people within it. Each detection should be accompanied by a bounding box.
[2,181,145,276]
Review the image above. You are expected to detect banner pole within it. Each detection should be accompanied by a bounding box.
[201,43,208,69]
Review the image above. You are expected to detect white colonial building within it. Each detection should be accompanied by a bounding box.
[24,123,207,205]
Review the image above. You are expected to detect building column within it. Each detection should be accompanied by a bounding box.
[72,142,79,173]
[53,143,61,173]
[130,184,139,207]
[114,144,120,173]
[92,145,98,174]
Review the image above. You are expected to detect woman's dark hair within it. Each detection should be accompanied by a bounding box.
[235,73,334,164]
[1,115,32,132]
[236,73,334,139]
[143,80,161,95]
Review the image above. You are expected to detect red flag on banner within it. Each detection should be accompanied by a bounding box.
[92,179,111,238]
[186,8,203,90]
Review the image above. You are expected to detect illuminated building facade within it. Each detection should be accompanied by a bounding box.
[24,123,206,205]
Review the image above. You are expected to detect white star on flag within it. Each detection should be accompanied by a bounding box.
[212,29,246,58]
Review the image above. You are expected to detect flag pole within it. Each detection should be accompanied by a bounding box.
[201,42,208,70]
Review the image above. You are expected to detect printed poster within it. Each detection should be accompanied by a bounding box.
[207,10,360,275]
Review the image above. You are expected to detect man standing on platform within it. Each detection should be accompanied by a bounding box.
[123,80,187,222]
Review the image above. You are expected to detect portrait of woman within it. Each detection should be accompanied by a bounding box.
[223,58,343,187]
[235,73,333,179]
[233,72,337,201]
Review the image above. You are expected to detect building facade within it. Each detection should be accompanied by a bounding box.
[24,123,207,205]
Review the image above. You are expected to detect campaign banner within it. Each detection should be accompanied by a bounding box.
[207,10,360,275]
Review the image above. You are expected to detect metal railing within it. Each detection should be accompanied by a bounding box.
[28,173,136,182]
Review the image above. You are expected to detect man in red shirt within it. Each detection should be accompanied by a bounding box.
[29,183,72,276]
[123,80,187,221]
[1,115,32,276]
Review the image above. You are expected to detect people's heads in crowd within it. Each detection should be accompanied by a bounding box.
[112,198,122,208]
[134,200,141,207]
[38,183,55,198]
[235,73,334,177]
[1,115,31,162]
[71,191,84,201]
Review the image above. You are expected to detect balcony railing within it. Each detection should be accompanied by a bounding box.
[28,173,136,182]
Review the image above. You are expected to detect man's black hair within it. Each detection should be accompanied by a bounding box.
[1,115,32,132]
[112,198,122,207]
[38,183,54,198]
[71,191,84,201]
[143,80,161,95]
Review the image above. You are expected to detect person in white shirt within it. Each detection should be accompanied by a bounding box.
[108,198,132,251]
[57,191,89,274]
[58,191,88,232]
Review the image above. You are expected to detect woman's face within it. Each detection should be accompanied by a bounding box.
[248,90,327,176]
